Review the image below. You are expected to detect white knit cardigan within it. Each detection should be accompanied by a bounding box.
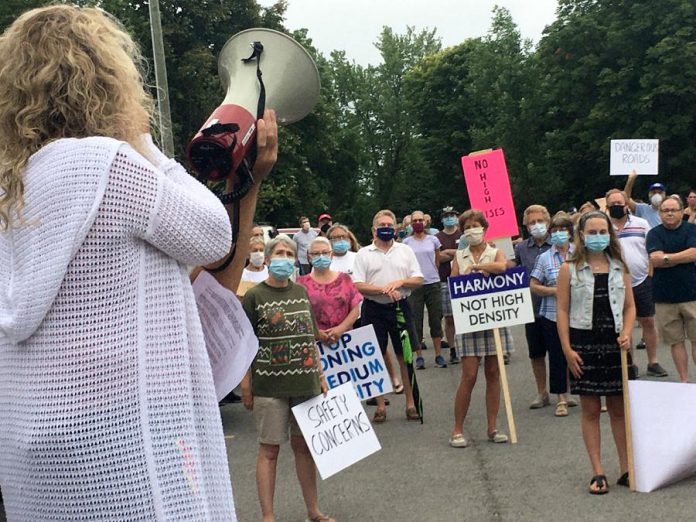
[0,136,236,521]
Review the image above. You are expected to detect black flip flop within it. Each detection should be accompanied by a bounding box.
[589,475,608,495]
[617,472,629,487]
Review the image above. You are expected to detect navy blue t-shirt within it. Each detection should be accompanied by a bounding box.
[646,222,696,303]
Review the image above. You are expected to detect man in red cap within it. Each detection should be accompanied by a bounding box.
[318,213,333,237]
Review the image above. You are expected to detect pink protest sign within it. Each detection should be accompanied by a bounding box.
[461,149,518,239]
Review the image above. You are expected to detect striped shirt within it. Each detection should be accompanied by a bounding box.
[531,245,573,322]
[613,214,650,287]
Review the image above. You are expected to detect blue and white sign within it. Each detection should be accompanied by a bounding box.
[316,325,393,401]
[448,267,535,334]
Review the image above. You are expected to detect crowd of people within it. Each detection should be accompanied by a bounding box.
[2,4,696,521]
[237,178,695,504]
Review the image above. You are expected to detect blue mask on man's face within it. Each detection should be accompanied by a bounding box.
[376,227,395,241]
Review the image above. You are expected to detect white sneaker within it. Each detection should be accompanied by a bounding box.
[529,393,550,409]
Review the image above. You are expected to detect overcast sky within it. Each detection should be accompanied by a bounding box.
[257,0,560,65]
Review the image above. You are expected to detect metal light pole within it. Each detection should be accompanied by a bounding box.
[148,0,175,157]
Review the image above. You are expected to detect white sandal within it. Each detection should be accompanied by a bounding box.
[487,430,508,443]
[449,433,469,448]
[555,401,569,417]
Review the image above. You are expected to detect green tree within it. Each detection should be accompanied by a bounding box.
[406,8,537,220]
[532,0,696,209]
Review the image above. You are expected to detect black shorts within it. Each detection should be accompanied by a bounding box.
[633,277,655,319]
[360,299,419,356]
[525,317,549,359]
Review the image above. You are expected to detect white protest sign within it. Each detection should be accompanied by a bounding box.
[292,383,381,479]
[193,270,259,401]
[317,325,393,401]
[610,139,659,175]
[448,267,535,334]
[489,237,515,260]
[629,381,696,492]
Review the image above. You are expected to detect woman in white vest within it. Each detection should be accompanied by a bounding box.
[448,210,514,448]
[556,210,635,495]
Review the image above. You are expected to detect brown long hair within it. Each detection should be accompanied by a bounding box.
[570,211,628,273]
[0,5,154,229]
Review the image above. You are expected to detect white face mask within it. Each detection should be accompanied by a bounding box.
[530,222,548,239]
[249,251,265,267]
[651,193,664,207]
[463,226,485,246]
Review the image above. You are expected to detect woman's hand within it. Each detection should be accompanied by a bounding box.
[251,109,278,184]
[617,334,631,351]
[565,350,584,378]
[323,327,342,343]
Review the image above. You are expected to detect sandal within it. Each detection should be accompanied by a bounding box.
[393,382,404,394]
[487,430,508,443]
[589,474,608,495]
[617,472,629,487]
[373,409,387,423]
[305,516,336,522]
[449,433,469,448]
[405,406,421,421]
[555,401,569,417]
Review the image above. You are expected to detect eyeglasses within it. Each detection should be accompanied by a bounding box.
[309,251,332,256]
[330,234,348,240]
[660,208,681,214]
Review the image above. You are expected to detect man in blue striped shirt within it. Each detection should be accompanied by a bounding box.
[606,188,668,377]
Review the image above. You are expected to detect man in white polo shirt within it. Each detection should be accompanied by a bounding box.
[353,209,424,423]
[606,188,668,377]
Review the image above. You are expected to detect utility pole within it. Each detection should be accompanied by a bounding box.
[148,0,175,157]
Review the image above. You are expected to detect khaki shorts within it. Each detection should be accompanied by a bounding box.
[655,301,696,345]
[253,396,311,445]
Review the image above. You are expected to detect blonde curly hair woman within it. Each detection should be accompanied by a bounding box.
[0,6,277,520]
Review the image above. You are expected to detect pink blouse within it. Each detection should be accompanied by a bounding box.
[297,272,363,330]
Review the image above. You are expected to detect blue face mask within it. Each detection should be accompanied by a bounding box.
[457,236,469,250]
[311,255,332,270]
[443,216,458,227]
[550,230,570,246]
[584,234,610,252]
[405,225,413,235]
[331,239,350,254]
[269,258,295,280]
[376,227,395,241]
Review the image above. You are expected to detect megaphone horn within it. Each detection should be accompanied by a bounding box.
[187,28,321,194]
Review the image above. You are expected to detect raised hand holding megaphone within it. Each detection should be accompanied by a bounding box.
[188,28,320,203]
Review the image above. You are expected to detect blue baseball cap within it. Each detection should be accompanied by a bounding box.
[649,183,666,192]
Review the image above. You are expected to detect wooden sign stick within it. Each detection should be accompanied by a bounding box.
[493,327,517,444]
[620,349,636,491]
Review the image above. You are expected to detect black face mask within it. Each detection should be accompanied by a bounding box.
[608,205,626,219]
[320,223,331,233]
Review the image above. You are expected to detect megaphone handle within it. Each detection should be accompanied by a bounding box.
[242,41,266,119]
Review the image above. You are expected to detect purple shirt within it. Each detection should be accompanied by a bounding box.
[297,272,363,330]
[403,235,441,284]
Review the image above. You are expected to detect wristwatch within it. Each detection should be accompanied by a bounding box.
[663,255,670,266]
